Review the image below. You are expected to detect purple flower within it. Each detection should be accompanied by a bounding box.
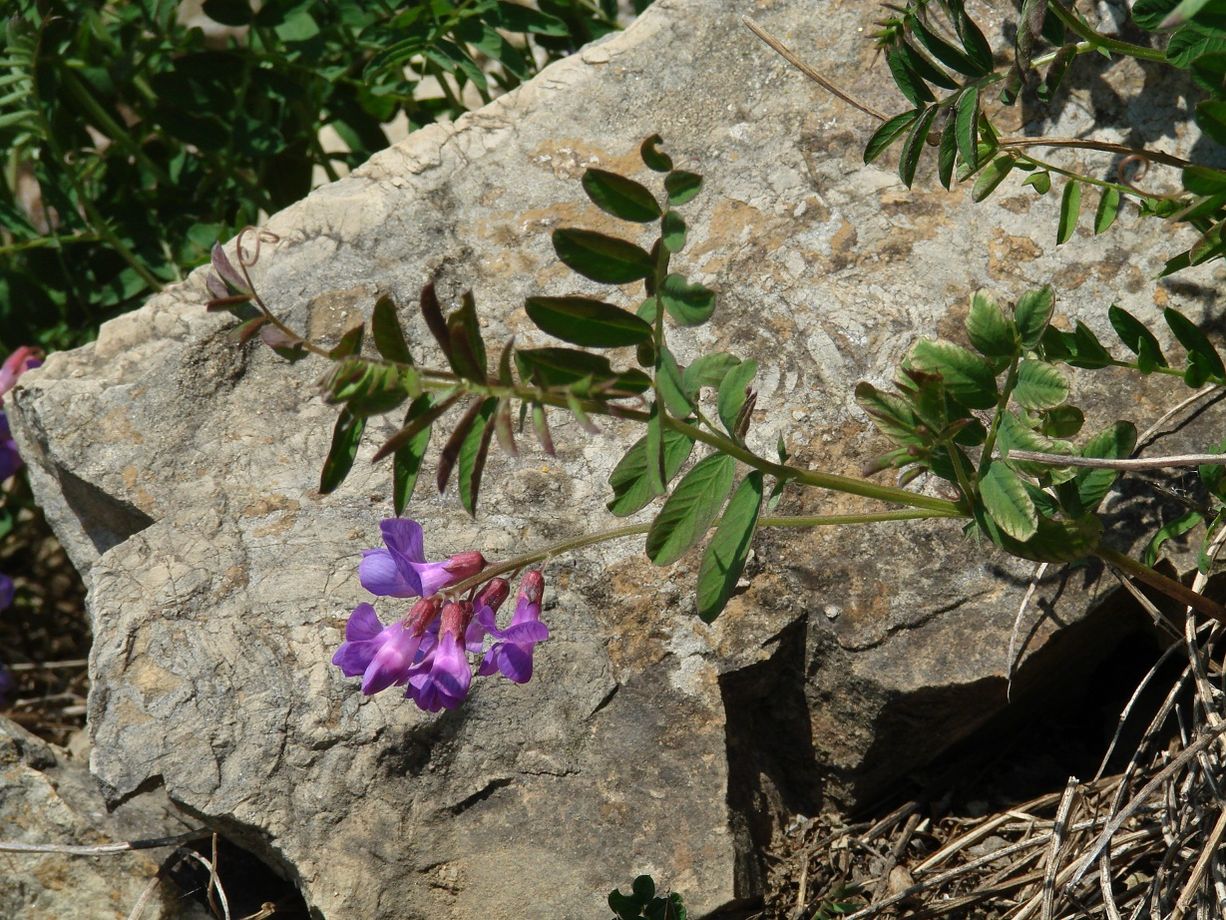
[476,571,549,684]
[406,601,474,712]
[332,597,439,695]
[0,413,21,482]
[0,573,13,611]
[358,518,486,599]
[0,346,41,401]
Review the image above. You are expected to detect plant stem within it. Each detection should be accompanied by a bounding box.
[979,354,1020,478]
[1008,450,1226,470]
[447,508,965,594]
[998,137,1191,170]
[1096,545,1226,621]
[661,413,963,514]
[741,17,889,122]
[1046,0,1167,63]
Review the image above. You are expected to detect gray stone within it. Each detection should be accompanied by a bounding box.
[0,718,206,919]
[9,0,1226,917]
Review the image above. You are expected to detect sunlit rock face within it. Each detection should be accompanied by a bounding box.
[10,0,1223,915]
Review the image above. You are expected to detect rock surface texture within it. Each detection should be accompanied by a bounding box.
[10,0,1226,917]
[0,718,207,919]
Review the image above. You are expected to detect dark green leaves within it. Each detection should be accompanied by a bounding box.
[1075,422,1138,512]
[371,295,413,365]
[515,347,651,393]
[552,228,654,284]
[1057,180,1082,244]
[972,156,1015,202]
[1094,187,1122,234]
[456,398,497,516]
[955,87,980,170]
[525,296,652,347]
[865,110,920,165]
[1014,360,1069,409]
[664,170,703,206]
[697,472,763,622]
[392,395,433,515]
[319,409,365,494]
[1109,305,1167,372]
[646,453,736,565]
[1015,286,1055,348]
[1165,307,1226,384]
[908,339,998,409]
[607,427,696,516]
[965,290,1018,357]
[717,359,758,436]
[659,274,716,326]
[980,460,1038,540]
[581,168,661,223]
[899,106,938,188]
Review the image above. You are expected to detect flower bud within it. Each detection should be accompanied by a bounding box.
[443,551,487,582]
[475,577,510,614]
[404,595,441,635]
[518,570,544,606]
[439,600,474,639]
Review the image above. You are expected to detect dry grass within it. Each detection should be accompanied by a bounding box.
[763,603,1226,920]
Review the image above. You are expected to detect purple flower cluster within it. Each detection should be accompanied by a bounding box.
[332,519,549,712]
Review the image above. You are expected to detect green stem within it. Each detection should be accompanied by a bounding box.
[357,364,964,516]
[1046,0,1167,63]
[447,508,965,595]
[660,413,963,514]
[1011,151,1168,201]
[1096,545,1226,622]
[998,137,1190,171]
[979,354,1020,477]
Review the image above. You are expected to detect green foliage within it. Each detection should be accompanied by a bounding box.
[861,0,1226,274]
[858,284,1226,564]
[0,0,642,351]
[608,875,686,920]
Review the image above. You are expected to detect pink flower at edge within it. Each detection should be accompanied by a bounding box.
[0,346,42,402]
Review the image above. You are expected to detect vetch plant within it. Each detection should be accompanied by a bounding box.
[206,130,1226,723]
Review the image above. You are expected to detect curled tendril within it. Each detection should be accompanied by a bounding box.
[1115,153,1151,192]
[233,226,281,296]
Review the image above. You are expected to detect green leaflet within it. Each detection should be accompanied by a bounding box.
[1013,359,1070,409]
[456,398,497,516]
[697,472,764,622]
[581,168,662,223]
[607,426,696,516]
[524,296,653,347]
[392,395,434,515]
[717,359,758,436]
[371,294,414,365]
[319,409,365,495]
[1108,305,1167,372]
[864,110,920,164]
[1057,179,1082,244]
[980,460,1038,540]
[1015,286,1055,348]
[646,453,737,566]
[907,339,999,409]
[965,290,1018,358]
[552,228,654,284]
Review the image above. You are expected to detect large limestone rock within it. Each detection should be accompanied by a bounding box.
[10,0,1224,916]
[0,718,207,919]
